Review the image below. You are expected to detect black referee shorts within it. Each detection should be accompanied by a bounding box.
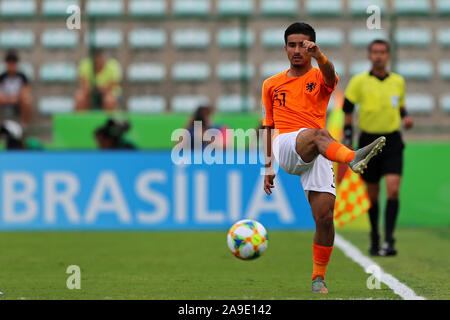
[358,131,405,183]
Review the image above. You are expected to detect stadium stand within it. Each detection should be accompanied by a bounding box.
[173,0,211,17]
[217,28,254,48]
[172,29,210,49]
[172,63,211,82]
[349,0,387,15]
[0,0,36,18]
[0,30,34,49]
[0,0,448,142]
[217,0,254,16]
[128,29,166,49]
[42,0,80,17]
[171,95,210,113]
[128,0,167,17]
[127,96,166,113]
[260,0,299,17]
[41,30,79,49]
[127,63,166,83]
[305,0,343,16]
[440,95,450,113]
[216,95,255,112]
[405,94,434,115]
[393,0,431,15]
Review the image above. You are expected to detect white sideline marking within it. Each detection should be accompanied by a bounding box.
[334,233,426,300]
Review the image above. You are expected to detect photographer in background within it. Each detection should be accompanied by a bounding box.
[94,118,136,150]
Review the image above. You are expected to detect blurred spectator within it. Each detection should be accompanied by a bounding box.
[94,118,136,150]
[75,49,122,111]
[0,50,32,126]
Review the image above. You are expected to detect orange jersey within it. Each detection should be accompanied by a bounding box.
[262,67,338,134]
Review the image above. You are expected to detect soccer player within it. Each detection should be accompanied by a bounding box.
[262,23,386,294]
[342,39,414,257]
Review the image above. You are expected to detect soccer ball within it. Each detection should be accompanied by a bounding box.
[227,219,268,260]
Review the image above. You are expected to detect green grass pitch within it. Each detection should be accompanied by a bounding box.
[0,227,448,300]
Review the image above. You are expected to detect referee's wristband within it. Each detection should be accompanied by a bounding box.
[343,124,353,147]
[400,108,408,119]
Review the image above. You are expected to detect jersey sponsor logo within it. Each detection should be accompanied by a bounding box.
[306,82,317,93]
[391,95,399,108]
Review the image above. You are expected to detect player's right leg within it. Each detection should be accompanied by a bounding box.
[295,128,385,173]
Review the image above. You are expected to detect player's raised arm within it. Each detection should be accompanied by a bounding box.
[301,40,336,88]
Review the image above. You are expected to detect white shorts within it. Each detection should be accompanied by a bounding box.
[273,128,336,197]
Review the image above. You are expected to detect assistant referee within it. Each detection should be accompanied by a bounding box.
[343,39,414,256]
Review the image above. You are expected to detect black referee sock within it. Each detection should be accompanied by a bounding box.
[368,202,380,248]
[385,199,399,245]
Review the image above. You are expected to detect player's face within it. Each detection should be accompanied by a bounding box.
[284,34,312,68]
[368,43,390,70]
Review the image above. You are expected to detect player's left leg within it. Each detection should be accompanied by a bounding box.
[308,191,335,293]
[380,174,402,256]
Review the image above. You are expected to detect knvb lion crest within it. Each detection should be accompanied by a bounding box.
[306,82,317,93]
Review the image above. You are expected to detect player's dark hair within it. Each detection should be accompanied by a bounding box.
[5,50,19,63]
[284,22,316,44]
[368,39,390,53]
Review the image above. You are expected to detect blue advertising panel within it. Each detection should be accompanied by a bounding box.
[0,152,314,230]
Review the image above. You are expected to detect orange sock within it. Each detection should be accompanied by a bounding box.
[325,141,355,163]
[312,243,333,280]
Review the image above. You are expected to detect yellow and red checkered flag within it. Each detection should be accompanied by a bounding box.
[334,169,371,227]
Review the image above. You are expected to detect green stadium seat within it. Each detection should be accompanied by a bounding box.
[171,95,209,113]
[38,97,75,114]
[42,0,79,17]
[172,29,210,49]
[440,95,450,113]
[217,28,254,48]
[128,96,166,113]
[86,0,123,17]
[261,29,285,48]
[396,60,433,80]
[395,28,431,47]
[405,94,434,115]
[0,0,36,17]
[172,63,210,82]
[438,61,450,80]
[436,0,450,15]
[173,0,210,17]
[0,62,34,79]
[260,0,298,17]
[349,0,387,16]
[129,0,167,17]
[437,28,450,47]
[393,0,431,15]
[129,29,166,49]
[216,95,255,112]
[217,0,253,16]
[39,63,77,83]
[217,62,254,81]
[0,30,34,48]
[350,60,371,75]
[316,29,344,48]
[41,30,79,49]
[127,63,166,83]
[85,29,122,48]
[349,29,388,47]
[305,0,342,16]
[261,61,289,79]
